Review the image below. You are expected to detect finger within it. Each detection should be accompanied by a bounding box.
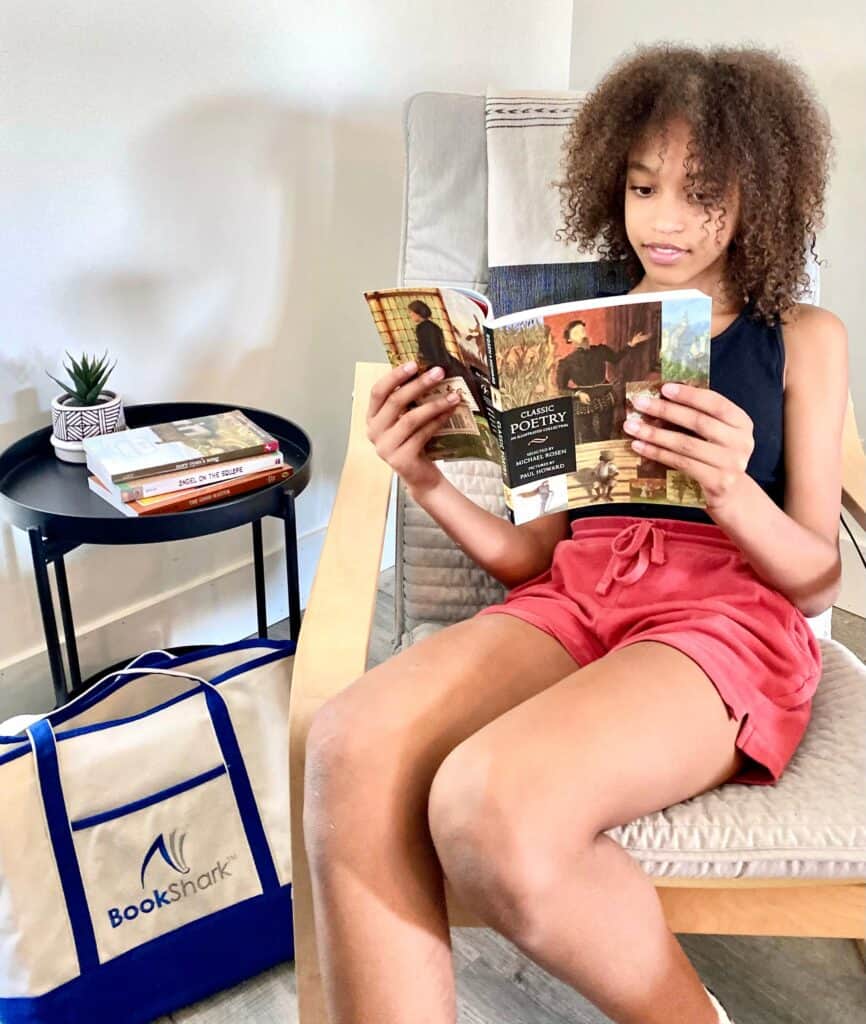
[368,361,421,419]
[399,402,462,458]
[626,423,727,469]
[369,365,448,434]
[628,438,712,488]
[657,382,751,430]
[629,390,742,445]
[377,393,460,456]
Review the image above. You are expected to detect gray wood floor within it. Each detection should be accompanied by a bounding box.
[155,571,866,1024]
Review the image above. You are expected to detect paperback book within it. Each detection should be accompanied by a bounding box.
[83,410,280,485]
[89,464,295,516]
[364,285,712,524]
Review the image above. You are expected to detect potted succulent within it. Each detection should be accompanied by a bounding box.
[47,351,126,463]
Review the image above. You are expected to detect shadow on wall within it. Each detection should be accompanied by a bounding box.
[57,95,332,415]
[0,92,407,679]
[52,92,404,517]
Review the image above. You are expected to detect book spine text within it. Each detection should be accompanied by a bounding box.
[111,440,279,485]
[138,468,294,514]
[119,452,284,501]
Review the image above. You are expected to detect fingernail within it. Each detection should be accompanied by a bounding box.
[404,360,417,374]
[662,382,679,397]
[633,394,651,409]
[447,392,460,402]
[428,366,445,378]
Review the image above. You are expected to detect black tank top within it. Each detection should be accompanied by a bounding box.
[568,292,786,526]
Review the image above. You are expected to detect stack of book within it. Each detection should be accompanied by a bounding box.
[83,409,293,517]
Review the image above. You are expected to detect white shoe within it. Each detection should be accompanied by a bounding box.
[703,983,736,1023]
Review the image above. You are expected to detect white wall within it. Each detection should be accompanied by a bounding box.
[0,1,573,717]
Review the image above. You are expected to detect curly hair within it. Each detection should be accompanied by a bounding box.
[554,43,833,325]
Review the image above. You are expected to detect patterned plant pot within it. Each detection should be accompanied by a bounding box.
[50,390,126,464]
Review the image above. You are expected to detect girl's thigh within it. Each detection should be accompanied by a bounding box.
[303,613,581,832]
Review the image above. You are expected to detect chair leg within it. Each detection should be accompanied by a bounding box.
[854,939,866,972]
[290,703,331,1024]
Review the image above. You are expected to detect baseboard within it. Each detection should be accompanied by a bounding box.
[0,523,326,722]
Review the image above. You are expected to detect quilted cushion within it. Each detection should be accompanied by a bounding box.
[399,623,866,881]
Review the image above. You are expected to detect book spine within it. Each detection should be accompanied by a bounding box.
[482,325,511,489]
[110,440,279,485]
[137,467,294,515]
[483,324,499,390]
[118,452,284,501]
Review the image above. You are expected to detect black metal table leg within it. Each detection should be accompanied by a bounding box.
[251,518,268,638]
[53,554,82,693]
[282,491,301,642]
[27,527,68,707]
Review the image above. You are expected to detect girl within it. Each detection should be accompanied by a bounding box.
[303,44,848,1024]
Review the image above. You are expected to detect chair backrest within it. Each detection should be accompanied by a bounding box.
[394,93,506,649]
[394,91,830,648]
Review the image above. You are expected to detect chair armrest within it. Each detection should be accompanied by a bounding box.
[291,361,393,706]
[842,392,865,530]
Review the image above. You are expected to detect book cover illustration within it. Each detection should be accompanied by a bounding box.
[84,410,279,483]
[491,294,711,524]
[364,287,499,463]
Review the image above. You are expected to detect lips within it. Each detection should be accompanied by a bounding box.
[644,243,689,266]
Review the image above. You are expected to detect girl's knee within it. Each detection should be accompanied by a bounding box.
[427,753,562,943]
[302,691,368,855]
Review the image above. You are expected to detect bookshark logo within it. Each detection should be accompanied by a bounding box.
[106,829,238,930]
[140,830,189,888]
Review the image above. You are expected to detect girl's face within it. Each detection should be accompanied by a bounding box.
[624,118,740,301]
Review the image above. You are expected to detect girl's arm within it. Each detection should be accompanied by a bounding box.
[366,360,570,591]
[710,305,848,617]
[407,475,571,590]
[620,303,848,617]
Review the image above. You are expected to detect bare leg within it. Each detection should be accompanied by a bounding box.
[302,613,581,1024]
[428,641,746,1024]
[514,832,721,1024]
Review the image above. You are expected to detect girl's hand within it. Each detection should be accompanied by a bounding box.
[366,361,462,495]
[622,381,755,514]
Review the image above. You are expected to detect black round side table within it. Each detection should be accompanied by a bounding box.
[0,401,312,708]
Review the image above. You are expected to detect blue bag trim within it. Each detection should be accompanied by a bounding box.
[26,652,281,974]
[27,720,99,975]
[204,686,279,893]
[0,642,295,768]
[57,638,295,723]
[0,884,294,1024]
[56,690,196,741]
[70,765,226,832]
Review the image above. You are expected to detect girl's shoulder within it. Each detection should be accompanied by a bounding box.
[777,303,847,394]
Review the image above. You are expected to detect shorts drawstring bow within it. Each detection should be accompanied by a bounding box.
[595,520,667,596]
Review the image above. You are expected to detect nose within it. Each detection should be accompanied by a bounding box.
[651,193,688,236]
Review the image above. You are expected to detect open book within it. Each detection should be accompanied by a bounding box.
[363,285,712,525]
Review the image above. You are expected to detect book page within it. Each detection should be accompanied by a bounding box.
[363,286,499,464]
[489,292,712,524]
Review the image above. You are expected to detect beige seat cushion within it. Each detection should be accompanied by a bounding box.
[402,620,866,881]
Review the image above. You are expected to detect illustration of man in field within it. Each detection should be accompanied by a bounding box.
[556,320,651,444]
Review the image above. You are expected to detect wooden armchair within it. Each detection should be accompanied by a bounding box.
[288,93,866,1021]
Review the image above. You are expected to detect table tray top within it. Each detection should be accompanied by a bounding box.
[0,401,312,545]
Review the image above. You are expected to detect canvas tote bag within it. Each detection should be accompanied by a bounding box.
[0,638,295,1024]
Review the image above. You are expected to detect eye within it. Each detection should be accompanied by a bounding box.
[628,185,653,198]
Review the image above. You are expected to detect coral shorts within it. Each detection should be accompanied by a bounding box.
[474,515,823,786]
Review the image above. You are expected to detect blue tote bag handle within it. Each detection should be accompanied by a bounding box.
[27,665,280,975]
